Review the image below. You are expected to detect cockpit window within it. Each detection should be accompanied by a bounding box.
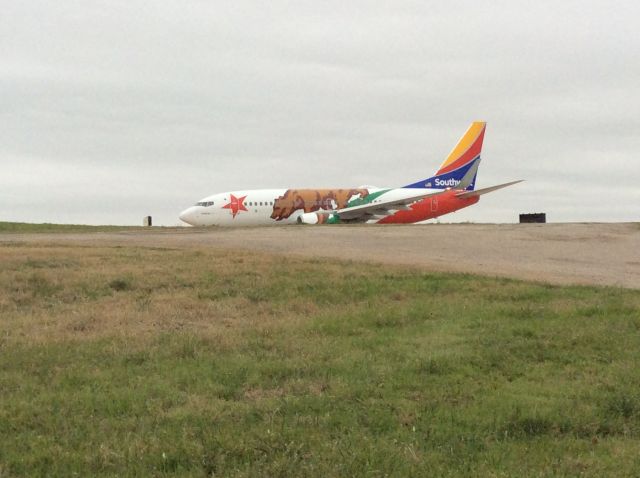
[195,201,214,207]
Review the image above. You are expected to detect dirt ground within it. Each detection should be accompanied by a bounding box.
[2,223,638,289]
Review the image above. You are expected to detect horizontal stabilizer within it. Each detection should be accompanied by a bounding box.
[456,180,523,198]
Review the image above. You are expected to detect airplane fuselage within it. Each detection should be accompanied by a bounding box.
[179,187,479,227]
[179,122,520,227]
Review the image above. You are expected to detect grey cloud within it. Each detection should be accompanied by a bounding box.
[1,0,638,225]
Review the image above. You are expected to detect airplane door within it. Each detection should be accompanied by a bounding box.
[431,197,438,212]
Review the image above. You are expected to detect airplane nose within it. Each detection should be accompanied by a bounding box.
[179,207,197,226]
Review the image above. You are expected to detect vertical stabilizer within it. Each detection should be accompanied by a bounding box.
[404,121,486,190]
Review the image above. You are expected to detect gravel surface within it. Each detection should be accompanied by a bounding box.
[2,223,638,289]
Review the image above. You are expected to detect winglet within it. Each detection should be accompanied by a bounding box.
[454,156,482,190]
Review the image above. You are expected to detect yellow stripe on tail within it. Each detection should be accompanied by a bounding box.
[437,121,486,173]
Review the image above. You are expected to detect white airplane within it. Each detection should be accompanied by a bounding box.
[179,122,521,227]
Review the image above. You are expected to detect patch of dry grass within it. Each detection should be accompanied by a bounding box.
[1,244,312,344]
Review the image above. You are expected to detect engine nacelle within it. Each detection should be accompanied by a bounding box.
[297,212,322,225]
[296,212,339,224]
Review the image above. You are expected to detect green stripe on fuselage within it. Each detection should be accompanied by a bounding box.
[347,189,391,208]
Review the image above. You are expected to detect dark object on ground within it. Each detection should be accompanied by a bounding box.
[520,213,546,223]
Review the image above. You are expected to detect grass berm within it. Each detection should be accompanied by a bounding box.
[1,239,639,476]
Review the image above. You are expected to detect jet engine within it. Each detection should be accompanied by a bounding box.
[297,212,322,225]
[297,212,342,224]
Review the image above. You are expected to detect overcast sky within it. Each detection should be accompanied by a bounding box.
[1,0,638,225]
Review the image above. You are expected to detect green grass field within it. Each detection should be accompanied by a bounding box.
[1,241,639,476]
[0,221,168,233]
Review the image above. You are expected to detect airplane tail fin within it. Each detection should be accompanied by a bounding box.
[404,121,486,191]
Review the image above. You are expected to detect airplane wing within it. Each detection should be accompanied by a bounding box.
[321,179,524,222]
[455,180,523,199]
[319,190,443,221]
[320,164,487,221]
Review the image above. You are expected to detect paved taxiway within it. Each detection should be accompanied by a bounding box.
[2,223,638,289]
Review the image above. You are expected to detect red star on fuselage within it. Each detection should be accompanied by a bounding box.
[222,194,248,218]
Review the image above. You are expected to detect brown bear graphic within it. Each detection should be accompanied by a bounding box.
[271,189,369,221]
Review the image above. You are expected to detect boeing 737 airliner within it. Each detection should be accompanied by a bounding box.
[179,122,522,226]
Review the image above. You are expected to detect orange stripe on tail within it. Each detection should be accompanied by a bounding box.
[436,122,486,175]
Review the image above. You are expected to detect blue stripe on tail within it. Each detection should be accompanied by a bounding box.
[403,156,480,190]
